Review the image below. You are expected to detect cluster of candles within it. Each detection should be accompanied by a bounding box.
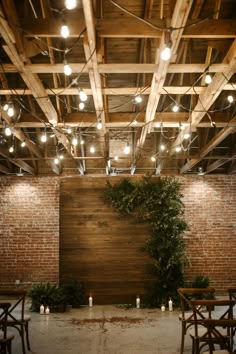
[40,304,50,315]
[87,295,173,311]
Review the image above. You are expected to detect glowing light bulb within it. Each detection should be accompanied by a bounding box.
[79,102,85,110]
[124,143,130,155]
[72,137,78,146]
[97,120,102,130]
[175,146,181,152]
[64,0,77,10]
[59,154,64,160]
[205,74,212,84]
[64,63,72,76]
[134,95,142,103]
[54,157,59,164]
[7,106,15,117]
[9,145,14,153]
[67,127,72,134]
[160,45,171,61]
[61,25,70,38]
[227,95,233,103]
[151,156,156,162]
[79,90,87,102]
[41,133,47,143]
[160,144,166,151]
[172,104,179,112]
[21,141,26,147]
[3,103,9,111]
[80,139,85,145]
[114,156,118,161]
[90,145,95,153]
[5,127,12,136]
[184,133,190,140]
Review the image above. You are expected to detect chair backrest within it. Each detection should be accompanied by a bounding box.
[7,292,27,322]
[228,288,236,301]
[190,299,235,352]
[178,287,216,321]
[0,303,12,339]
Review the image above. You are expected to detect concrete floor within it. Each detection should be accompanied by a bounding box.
[11,303,193,354]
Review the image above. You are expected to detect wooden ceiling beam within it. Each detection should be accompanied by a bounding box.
[0,163,11,174]
[21,17,236,39]
[0,62,232,74]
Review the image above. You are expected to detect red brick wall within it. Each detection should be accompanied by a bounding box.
[180,175,236,291]
[0,175,235,293]
[0,177,60,291]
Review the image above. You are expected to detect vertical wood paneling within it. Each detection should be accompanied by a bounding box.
[59,177,153,304]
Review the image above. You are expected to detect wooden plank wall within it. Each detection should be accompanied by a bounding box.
[59,176,153,305]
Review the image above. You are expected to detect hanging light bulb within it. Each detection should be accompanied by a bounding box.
[172,104,179,112]
[80,139,85,145]
[160,144,166,151]
[41,132,47,143]
[64,0,77,10]
[66,127,72,134]
[59,154,64,160]
[134,95,142,103]
[124,142,130,155]
[7,105,15,117]
[184,133,190,140]
[72,136,78,146]
[60,24,70,38]
[3,103,9,111]
[97,119,102,130]
[79,102,85,110]
[205,74,212,84]
[79,89,87,102]
[114,156,119,161]
[151,156,156,162]
[227,95,233,103]
[54,157,59,164]
[90,145,95,153]
[9,145,14,153]
[179,122,185,131]
[5,127,12,136]
[64,62,72,76]
[21,141,26,147]
[175,146,181,152]
[160,42,172,61]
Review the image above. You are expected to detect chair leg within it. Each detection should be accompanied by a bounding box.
[25,323,30,350]
[180,324,185,354]
[7,341,12,354]
[20,325,26,354]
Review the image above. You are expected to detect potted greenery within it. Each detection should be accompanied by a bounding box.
[28,282,66,312]
[60,278,85,308]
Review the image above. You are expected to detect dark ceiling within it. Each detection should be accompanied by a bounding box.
[0,0,235,177]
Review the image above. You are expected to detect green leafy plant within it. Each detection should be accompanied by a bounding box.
[191,274,210,288]
[60,278,85,308]
[104,175,188,307]
[28,282,65,312]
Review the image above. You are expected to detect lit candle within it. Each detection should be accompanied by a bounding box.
[136,295,140,309]
[40,304,44,315]
[45,306,50,315]
[168,298,173,311]
[89,295,93,307]
[161,304,165,312]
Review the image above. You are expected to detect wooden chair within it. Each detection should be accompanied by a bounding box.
[178,287,216,354]
[201,319,236,354]
[189,299,235,354]
[0,303,15,354]
[5,293,31,354]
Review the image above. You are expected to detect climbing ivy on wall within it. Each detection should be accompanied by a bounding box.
[104,175,188,307]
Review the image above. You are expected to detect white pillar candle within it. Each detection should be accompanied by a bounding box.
[136,296,140,309]
[161,304,165,312]
[45,306,50,315]
[40,304,44,315]
[89,295,93,307]
[168,298,173,311]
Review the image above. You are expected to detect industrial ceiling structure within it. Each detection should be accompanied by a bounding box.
[0,0,235,176]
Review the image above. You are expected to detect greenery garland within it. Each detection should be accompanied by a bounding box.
[104,175,188,307]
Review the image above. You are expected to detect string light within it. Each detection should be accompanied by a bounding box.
[9,145,14,153]
[151,156,156,162]
[97,119,102,130]
[205,74,212,84]
[172,104,179,112]
[184,133,190,140]
[227,95,233,103]
[124,142,130,154]
[160,144,166,151]
[90,145,95,153]
[3,103,9,111]
[64,61,72,76]
[79,89,88,102]
[160,42,172,61]
[66,127,72,134]
[54,157,59,164]
[114,156,119,161]
[80,139,85,145]
[41,132,47,143]
[72,136,78,146]
[134,95,142,103]
[64,0,77,10]
[79,102,85,110]
[5,127,12,136]
[175,146,181,152]
[60,24,70,38]
[21,141,26,147]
